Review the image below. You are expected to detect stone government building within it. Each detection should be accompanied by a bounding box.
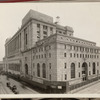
[3,9,100,93]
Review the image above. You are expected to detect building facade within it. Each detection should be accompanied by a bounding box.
[4,9,100,92]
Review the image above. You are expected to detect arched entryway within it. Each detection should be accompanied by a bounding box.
[25,64,28,75]
[82,62,88,81]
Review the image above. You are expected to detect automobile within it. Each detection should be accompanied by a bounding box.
[6,82,10,87]
[12,85,17,92]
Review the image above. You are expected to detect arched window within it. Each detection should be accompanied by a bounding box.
[93,62,96,74]
[42,63,46,78]
[71,63,75,78]
[25,64,28,75]
[37,63,40,77]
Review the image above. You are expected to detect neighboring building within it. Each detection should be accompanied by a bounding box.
[4,9,100,92]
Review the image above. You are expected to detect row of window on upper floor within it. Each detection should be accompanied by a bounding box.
[64,52,99,59]
[65,45,99,53]
[37,24,53,31]
[33,45,51,53]
[33,53,51,60]
[37,23,72,36]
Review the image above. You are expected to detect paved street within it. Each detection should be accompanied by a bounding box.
[73,80,100,94]
[0,75,39,94]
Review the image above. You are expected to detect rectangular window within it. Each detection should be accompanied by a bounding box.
[79,72,80,77]
[89,62,90,67]
[74,46,75,50]
[65,45,66,49]
[65,74,67,80]
[70,53,72,57]
[50,27,53,31]
[41,54,43,58]
[80,54,81,58]
[74,53,75,57]
[89,71,91,75]
[64,53,66,57]
[97,62,99,66]
[24,28,28,45]
[39,55,40,59]
[25,34,27,45]
[65,63,66,68]
[71,63,75,78]
[88,54,89,58]
[49,74,51,80]
[33,63,35,68]
[97,55,99,58]
[49,53,51,58]
[45,54,46,58]
[70,46,72,50]
[49,46,51,50]
[85,54,87,58]
[43,31,47,35]
[77,54,78,58]
[43,36,47,39]
[83,54,84,58]
[43,25,47,30]
[79,63,80,68]
[37,24,40,28]
[49,63,51,69]
[33,56,35,60]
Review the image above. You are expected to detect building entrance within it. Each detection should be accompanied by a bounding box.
[82,62,88,81]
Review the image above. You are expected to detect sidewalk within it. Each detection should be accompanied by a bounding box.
[70,79,100,94]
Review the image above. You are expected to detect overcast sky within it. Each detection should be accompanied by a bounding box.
[0,2,100,61]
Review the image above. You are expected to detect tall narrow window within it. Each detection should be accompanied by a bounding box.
[26,34,27,44]
[25,64,28,75]
[64,53,66,57]
[37,24,40,28]
[70,53,72,57]
[78,62,80,68]
[49,74,51,80]
[49,53,51,58]
[79,72,80,77]
[42,63,46,78]
[49,63,51,69]
[71,63,75,78]
[74,53,75,57]
[89,62,90,67]
[24,28,28,45]
[93,62,96,74]
[65,45,66,49]
[37,63,40,77]
[65,74,67,80]
[65,63,66,68]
